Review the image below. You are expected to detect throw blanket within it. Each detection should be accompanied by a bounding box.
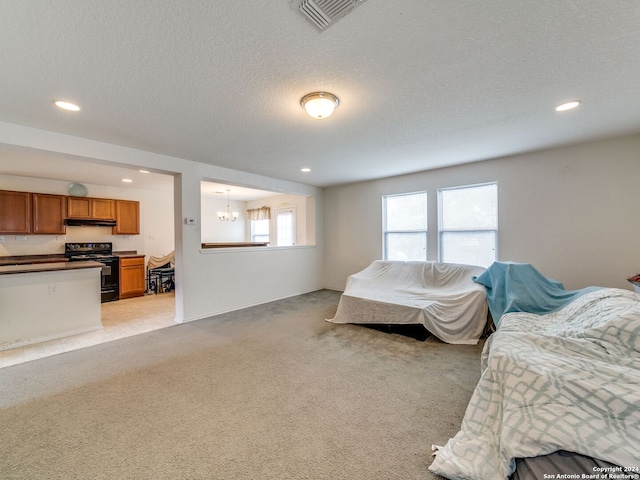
[473,261,599,324]
[429,288,640,480]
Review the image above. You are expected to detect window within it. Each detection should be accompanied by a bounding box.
[250,219,270,243]
[275,207,296,246]
[438,183,497,267]
[382,191,427,261]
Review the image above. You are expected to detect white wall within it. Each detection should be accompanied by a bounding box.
[0,174,175,260]
[324,134,640,291]
[200,193,246,243]
[176,171,323,322]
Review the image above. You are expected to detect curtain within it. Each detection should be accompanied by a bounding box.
[246,206,271,220]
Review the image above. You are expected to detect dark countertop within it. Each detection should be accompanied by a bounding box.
[0,260,105,275]
[0,251,142,266]
[114,251,144,258]
[0,254,68,266]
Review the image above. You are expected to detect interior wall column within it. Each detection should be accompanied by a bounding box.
[172,172,201,323]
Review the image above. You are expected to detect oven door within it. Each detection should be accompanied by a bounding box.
[99,258,119,303]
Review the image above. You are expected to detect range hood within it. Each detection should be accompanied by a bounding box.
[65,218,117,227]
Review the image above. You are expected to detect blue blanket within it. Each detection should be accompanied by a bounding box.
[473,262,600,324]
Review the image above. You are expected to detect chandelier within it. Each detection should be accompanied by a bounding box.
[218,189,238,222]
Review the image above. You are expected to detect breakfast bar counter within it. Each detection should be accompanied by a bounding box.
[0,260,103,275]
[0,261,104,350]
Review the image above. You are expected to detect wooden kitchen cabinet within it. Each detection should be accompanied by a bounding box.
[1,191,66,235]
[31,193,66,234]
[91,198,115,220]
[67,197,115,220]
[67,196,91,218]
[119,255,146,299]
[0,190,31,234]
[114,200,140,235]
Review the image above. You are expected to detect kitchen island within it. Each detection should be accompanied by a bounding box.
[0,261,104,350]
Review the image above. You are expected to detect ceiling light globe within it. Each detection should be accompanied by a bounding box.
[301,92,339,119]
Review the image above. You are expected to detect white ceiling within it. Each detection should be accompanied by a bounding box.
[1,1,639,190]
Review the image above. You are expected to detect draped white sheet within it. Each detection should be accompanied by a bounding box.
[326,261,488,345]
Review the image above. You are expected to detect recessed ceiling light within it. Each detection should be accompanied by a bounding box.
[122,178,133,183]
[301,168,311,173]
[555,100,581,112]
[139,169,150,174]
[54,100,81,111]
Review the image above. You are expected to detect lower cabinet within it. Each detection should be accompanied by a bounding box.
[119,255,146,299]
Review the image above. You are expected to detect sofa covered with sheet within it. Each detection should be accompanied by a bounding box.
[326,260,488,345]
[429,287,640,480]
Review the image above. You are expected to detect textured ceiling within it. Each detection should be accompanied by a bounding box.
[1,1,639,189]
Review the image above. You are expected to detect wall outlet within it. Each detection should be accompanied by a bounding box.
[0,235,4,243]
[48,284,59,295]
[16,235,27,241]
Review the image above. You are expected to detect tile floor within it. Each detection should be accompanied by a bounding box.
[0,292,176,369]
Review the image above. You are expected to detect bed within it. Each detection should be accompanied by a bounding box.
[326,260,488,345]
[429,284,640,480]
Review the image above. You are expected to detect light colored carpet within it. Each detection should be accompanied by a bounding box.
[0,289,483,480]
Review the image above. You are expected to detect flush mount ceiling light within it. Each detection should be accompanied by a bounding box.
[54,100,80,111]
[300,92,339,119]
[555,100,582,112]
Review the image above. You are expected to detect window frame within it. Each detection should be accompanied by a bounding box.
[382,190,428,261]
[250,218,270,243]
[437,182,498,267]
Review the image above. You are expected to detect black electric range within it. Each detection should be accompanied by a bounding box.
[65,243,119,303]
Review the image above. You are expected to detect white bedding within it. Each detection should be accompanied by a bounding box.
[326,261,488,345]
[429,288,640,480]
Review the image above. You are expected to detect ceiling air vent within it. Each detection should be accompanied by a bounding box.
[290,0,369,32]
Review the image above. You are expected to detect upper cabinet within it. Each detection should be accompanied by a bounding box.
[114,200,140,235]
[0,190,139,235]
[92,198,116,220]
[0,190,31,234]
[0,191,67,235]
[32,193,67,234]
[67,197,115,220]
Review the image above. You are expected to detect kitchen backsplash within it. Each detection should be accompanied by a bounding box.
[0,227,143,257]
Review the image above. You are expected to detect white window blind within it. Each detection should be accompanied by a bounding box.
[250,219,270,243]
[438,183,497,267]
[275,207,296,246]
[382,191,427,261]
